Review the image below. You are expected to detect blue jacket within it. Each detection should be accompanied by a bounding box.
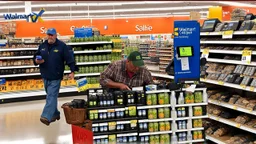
[33,39,75,80]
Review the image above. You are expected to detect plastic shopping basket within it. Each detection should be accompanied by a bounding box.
[72,123,93,144]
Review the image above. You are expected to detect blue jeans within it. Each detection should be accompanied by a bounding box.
[41,79,61,121]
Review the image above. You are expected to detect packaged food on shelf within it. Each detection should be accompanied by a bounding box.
[193,106,203,116]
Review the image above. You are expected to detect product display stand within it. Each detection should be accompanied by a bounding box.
[89,85,208,143]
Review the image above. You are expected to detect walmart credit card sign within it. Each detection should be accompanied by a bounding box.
[3,9,45,23]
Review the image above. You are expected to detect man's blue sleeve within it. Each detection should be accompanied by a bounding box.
[64,45,75,72]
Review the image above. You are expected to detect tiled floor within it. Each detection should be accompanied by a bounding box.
[0,96,86,144]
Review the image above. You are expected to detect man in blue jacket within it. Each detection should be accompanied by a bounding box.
[34,28,75,126]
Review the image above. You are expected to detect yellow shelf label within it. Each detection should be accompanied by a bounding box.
[223,30,233,35]
[108,122,116,126]
[240,84,246,89]
[242,50,252,57]
[218,81,224,85]
[250,87,255,92]
[112,49,122,53]
[233,106,237,110]
[202,48,209,55]
[107,109,115,113]
[244,30,248,34]
[236,123,241,128]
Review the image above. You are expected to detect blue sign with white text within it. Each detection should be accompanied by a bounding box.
[173,21,200,83]
[74,28,93,38]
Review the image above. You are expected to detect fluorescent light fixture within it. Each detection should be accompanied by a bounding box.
[0,5,25,9]
[172,11,208,15]
[43,5,212,14]
[217,2,256,7]
[0,1,23,4]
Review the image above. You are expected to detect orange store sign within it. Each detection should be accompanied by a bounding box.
[13,17,191,37]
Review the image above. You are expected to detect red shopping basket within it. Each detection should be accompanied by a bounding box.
[72,124,93,144]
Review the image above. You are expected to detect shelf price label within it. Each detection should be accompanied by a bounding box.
[222,30,233,39]
[240,84,246,89]
[236,123,241,128]
[201,48,209,59]
[244,30,248,34]
[241,50,252,64]
[218,81,224,85]
[233,106,237,110]
[250,86,255,92]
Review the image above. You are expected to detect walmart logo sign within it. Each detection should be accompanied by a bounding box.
[3,9,45,23]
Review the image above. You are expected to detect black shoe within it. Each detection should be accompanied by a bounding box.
[40,117,50,126]
[51,115,60,122]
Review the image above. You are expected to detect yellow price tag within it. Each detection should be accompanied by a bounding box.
[107,109,115,113]
[112,49,122,53]
[202,48,209,55]
[244,30,248,34]
[90,110,98,113]
[233,106,237,110]
[240,84,246,89]
[108,122,116,126]
[223,30,233,35]
[236,123,241,128]
[242,50,252,57]
[130,120,137,127]
[216,117,220,121]
[218,81,224,85]
[250,87,255,92]
[206,32,209,35]
[108,135,116,143]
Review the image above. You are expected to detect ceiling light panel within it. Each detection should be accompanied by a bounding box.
[42,5,212,14]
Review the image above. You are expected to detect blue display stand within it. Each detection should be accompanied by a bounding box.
[74,28,93,38]
[173,21,200,83]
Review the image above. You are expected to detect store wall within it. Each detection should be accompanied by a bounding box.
[14,16,191,37]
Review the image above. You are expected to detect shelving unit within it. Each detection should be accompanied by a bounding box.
[200,29,256,143]
[90,87,208,143]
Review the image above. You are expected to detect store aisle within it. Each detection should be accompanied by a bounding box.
[0,96,85,144]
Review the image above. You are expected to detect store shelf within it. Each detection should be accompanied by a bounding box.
[76,61,111,66]
[176,127,204,133]
[0,73,40,78]
[200,78,255,92]
[94,130,137,136]
[160,58,172,61]
[93,135,108,140]
[87,105,124,110]
[66,41,112,45]
[201,40,256,45]
[0,65,38,69]
[200,49,256,55]
[0,86,77,99]
[145,89,170,94]
[150,72,174,79]
[93,117,137,124]
[139,130,172,136]
[205,135,227,144]
[0,48,38,51]
[75,73,100,77]
[74,50,112,54]
[207,58,256,66]
[201,30,256,36]
[208,99,256,116]
[208,114,256,134]
[177,139,205,144]
[138,118,173,123]
[176,115,208,121]
[117,132,138,137]
[0,56,33,59]
[175,102,208,107]
[137,104,171,110]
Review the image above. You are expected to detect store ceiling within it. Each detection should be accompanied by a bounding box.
[0,1,255,20]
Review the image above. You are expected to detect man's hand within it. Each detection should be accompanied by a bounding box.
[35,59,45,64]
[69,72,75,80]
[119,83,131,90]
